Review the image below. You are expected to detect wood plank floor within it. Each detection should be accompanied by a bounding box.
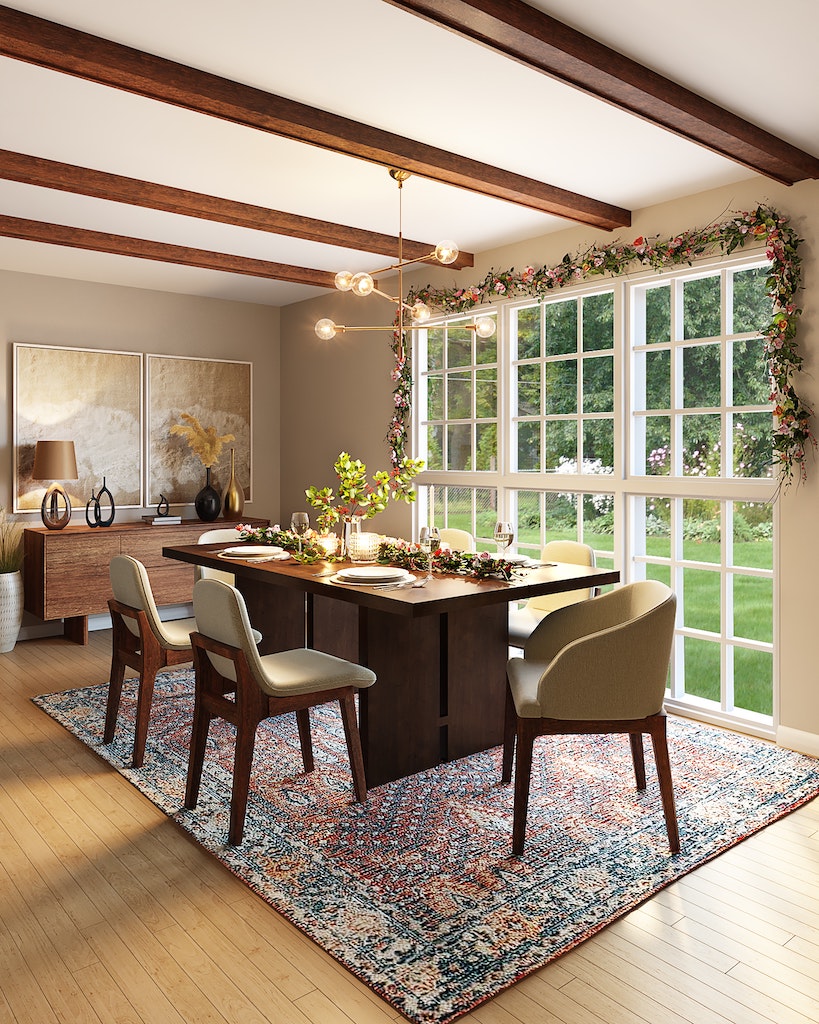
[1,629,818,1024]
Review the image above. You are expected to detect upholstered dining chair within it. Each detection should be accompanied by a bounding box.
[438,527,475,551]
[502,579,679,856]
[196,527,243,585]
[508,540,597,648]
[104,554,196,768]
[187,578,377,845]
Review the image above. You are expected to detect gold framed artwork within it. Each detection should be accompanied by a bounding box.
[147,354,251,507]
[13,344,143,513]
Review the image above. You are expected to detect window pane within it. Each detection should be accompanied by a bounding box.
[733,412,772,478]
[646,285,670,344]
[582,292,614,351]
[684,568,721,632]
[683,343,721,407]
[734,648,773,716]
[447,327,472,368]
[517,421,540,472]
[544,299,577,356]
[583,355,613,412]
[646,496,672,559]
[644,416,671,474]
[732,338,768,406]
[427,374,444,420]
[733,575,772,643]
[475,423,497,471]
[550,492,578,538]
[733,266,771,334]
[427,328,444,371]
[682,414,721,476]
[544,359,577,414]
[733,502,772,568]
[427,425,442,470]
[683,275,720,339]
[583,419,614,473]
[583,492,614,552]
[475,487,499,544]
[683,498,721,559]
[447,370,471,419]
[645,349,670,410]
[545,420,577,470]
[516,363,540,415]
[447,424,471,470]
[476,367,497,418]
[515,306,540,359]
[517,490,541,552]
[684,637,721,703]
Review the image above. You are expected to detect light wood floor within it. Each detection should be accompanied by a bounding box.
[1,630,818,1024]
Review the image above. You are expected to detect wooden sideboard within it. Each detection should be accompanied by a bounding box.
[23,517,269,645]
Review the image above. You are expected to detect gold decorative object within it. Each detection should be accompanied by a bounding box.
[222,448,245,520]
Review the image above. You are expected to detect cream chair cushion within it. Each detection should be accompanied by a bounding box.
[507,580,676,720]
[438,528,475,551]
[508,540,596,646]
[110,554,196,650]
[193,579,376,697]
[196,527,243,586]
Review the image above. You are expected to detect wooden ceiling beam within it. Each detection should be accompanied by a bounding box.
[0,5,630,231]
[0,214,338,286]
[0,149,474,270]
[383,0,819,185]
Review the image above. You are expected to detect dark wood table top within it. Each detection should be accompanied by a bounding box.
[163,543,620,619]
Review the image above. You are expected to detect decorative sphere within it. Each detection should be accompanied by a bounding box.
[411,302,432,323]
[351,272,375,296]
[475,316,496,338]
[334,270,354,291]
[315,318,338,340]
[435,240,459,265]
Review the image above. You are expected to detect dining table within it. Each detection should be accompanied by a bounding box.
[163,542,620,787]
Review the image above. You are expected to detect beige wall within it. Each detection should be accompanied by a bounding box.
[280,175,819,753]
[1,269,282,523]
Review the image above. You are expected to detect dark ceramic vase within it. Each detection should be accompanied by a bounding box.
[194,467,221,522]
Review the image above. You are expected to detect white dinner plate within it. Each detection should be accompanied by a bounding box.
[218,545,283,558]
[331,571,415,586]
[501,553,528,565]
[336,566,408,582]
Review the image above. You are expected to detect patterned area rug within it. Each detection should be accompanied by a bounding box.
[35,672,819,1024]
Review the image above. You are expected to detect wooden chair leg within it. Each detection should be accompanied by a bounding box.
[339,692,367,803]
[184,701,212,812]
[229,719,259,846]
[501,685,517,785]
[512,720,536,856]
[629,732,647,790]
[103,654,126,745]
[131,663,159,769]
[296,707,314,773]
[649,716,680,853]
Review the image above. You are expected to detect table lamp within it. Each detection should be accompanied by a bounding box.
[32,440,78,530]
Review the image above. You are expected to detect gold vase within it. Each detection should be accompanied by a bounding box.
[222,448,245,521]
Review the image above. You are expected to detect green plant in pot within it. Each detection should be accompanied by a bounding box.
[0,506,25,653]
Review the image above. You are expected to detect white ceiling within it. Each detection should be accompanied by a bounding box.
[1,0,817,306]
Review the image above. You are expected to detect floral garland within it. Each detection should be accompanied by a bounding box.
[386,204,813,486]
[237,524,328,564]
[377,538,519,581]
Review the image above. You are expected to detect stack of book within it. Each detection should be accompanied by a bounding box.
[141,514,183,525]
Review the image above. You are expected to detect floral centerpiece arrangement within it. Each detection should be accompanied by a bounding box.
[305,451,424,533]
[377,538,519,581]
[235,523,328,564]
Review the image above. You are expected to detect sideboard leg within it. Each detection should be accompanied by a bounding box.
[64,615,89,645]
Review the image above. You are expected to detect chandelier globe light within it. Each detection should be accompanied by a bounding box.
[315,168,495,354]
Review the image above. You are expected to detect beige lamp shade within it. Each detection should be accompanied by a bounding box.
[32,440,78,481]
[32,440,78,530]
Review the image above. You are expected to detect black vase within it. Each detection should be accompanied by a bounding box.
[194,468,221,522]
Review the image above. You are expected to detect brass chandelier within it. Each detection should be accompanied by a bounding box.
[315,168,496,355]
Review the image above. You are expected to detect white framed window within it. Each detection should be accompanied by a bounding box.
[414,249,777,736]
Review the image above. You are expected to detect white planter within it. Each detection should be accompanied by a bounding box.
[0,571,23,653]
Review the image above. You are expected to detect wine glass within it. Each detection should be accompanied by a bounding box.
[493,521,514,556]
[419,525,440,581]
[290,511,310,553]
